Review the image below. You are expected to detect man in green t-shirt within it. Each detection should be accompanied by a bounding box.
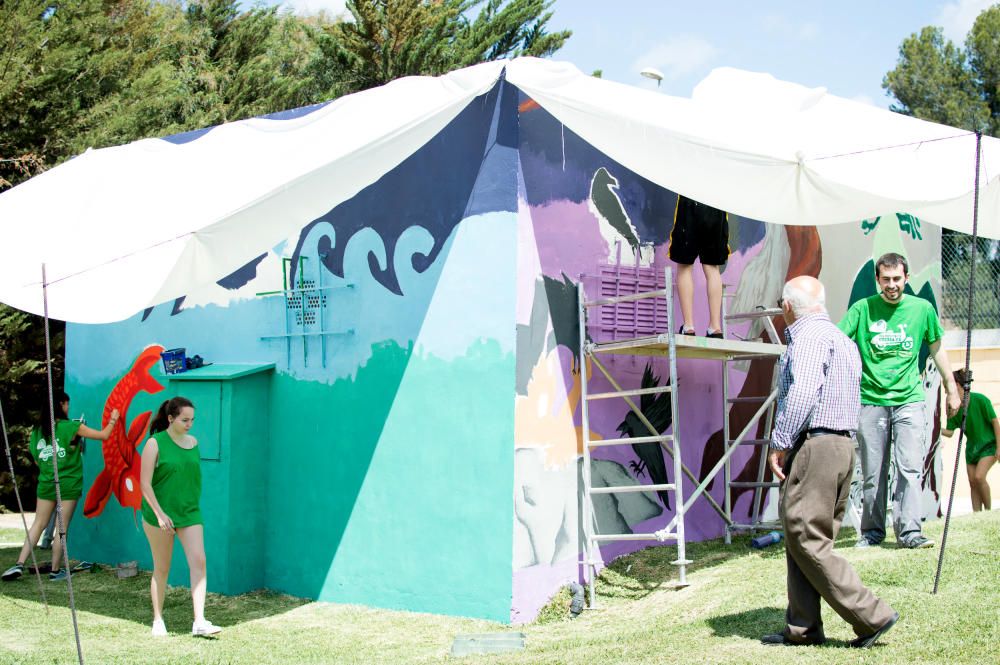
[942,369,999,512]
[838,253,960,549]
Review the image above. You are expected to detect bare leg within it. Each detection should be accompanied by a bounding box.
[973,456,995,510]
[967,464,983,511]
[143,521,174,622]
[15,500,55,565]
[703,263,723,333]
[676,263,695,331]
[50,499,77,572]
[176,525,208,623]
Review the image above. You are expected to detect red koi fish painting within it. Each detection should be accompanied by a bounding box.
[84,345,166,518]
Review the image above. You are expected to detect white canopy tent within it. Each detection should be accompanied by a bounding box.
[0,56,997,324]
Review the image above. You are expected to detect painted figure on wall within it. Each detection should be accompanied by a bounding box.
[84,345,166,518]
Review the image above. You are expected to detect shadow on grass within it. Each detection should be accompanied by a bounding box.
[593,528,860,603]
[0,543,310,630]
[706,606,853,648]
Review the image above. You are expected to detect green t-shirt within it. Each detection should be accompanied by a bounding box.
[29,420,83,501]
[838,294,943,406]
[141,430,203,528]
[946,392,997,446]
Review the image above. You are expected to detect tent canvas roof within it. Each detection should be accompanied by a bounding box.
[1,57,997,323]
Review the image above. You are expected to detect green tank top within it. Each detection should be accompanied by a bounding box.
[141,430,203,528]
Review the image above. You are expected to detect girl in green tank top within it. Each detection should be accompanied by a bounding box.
[140,397,221,637]
[2,392,118,583]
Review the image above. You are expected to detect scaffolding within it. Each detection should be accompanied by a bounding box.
[577,267,784,607]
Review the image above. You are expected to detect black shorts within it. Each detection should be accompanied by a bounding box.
[668,195,730,265]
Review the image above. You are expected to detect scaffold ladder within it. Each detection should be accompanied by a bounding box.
[721,299,784,542]
[577,267,689,609]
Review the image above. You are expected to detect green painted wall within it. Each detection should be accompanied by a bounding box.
[263,339,515,621]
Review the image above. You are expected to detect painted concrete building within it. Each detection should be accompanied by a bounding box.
[64,78,945,623]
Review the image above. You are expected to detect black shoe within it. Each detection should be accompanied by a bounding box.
[706,330,724,339]
[850,612,898,648]
[761,633,824,646]
[678,325,695,335]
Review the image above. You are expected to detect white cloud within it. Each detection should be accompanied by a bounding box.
[761,14,820,41]
[937,0,995,42]
[279,0,348,17]
[630,35,719,82]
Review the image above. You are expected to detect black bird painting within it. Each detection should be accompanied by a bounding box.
[616,363,673,510]
[589,167,642,263]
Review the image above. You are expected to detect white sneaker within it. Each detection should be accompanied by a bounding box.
[192,619,222,637]
[151,619,167,637]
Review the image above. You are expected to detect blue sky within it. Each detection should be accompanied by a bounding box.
[269,0,996,107]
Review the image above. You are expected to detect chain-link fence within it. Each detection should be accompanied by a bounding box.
[941,229,1000,330]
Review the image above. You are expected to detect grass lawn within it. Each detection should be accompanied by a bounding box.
[1,511,997,664]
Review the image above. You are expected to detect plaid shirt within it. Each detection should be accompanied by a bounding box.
[771,312,862,450]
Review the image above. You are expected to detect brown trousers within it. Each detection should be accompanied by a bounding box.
[780,434,896,642]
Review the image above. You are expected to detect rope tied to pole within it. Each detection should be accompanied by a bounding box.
[933,130,983,594]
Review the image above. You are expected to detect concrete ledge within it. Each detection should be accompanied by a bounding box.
[943,328,1000,350]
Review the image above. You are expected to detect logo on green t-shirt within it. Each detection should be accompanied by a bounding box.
[34,437,67,463]
[869,320,914,353]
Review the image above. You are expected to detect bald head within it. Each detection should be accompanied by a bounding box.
[781,276,826,320]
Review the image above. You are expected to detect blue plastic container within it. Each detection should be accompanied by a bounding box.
[751,531,783,549]
[160,348,187,375]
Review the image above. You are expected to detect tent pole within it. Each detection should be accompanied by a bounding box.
[0,394,49,611]
[933,131,983,594]
[41,264,86,664]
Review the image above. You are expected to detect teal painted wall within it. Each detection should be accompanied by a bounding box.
[64,211,518,621]
[264,340,514,619]
[63,81,520,620]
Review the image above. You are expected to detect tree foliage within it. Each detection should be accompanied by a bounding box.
[883,4,1000,136]
[884,4,1000,332]
[336,0,571,91]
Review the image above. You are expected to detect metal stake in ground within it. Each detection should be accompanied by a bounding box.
[41,264,85,665]
[933,131,983,595]
[0,394,49,611]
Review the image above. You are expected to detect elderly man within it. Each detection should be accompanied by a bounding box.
[761,276,898,648]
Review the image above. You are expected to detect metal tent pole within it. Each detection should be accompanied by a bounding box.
[933,131,983,594]
[577,281,597,607]
[0,395,49,610]
[41,264,85,665]
[665,267,689,584]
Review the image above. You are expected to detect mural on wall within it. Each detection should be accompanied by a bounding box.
[69,81,520,623]
[512,95,774,621]
[618,364,673,510]
[83,345,166,518]
[58,78,945,625]
[512,93,944,623]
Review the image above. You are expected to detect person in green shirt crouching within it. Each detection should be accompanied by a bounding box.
[140,396,221,638]
[942,369,999,512]
[2,392,118,582]
[838,253,961,550]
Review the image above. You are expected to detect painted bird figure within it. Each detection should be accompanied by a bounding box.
[617,363,673,509]
[589,167,646,266]
[84,345,165,518]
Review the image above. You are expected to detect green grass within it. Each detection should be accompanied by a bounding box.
[0,527,23,542]
[1,512,998,664]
